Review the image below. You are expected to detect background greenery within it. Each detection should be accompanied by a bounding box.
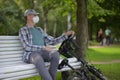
[0,0,120,41]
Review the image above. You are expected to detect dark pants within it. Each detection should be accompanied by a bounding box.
[29,50,60,80]
[106,36,110,45]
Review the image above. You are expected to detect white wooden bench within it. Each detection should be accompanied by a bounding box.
[0,36,81,80]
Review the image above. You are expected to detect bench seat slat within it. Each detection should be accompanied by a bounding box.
[2,73,38,80]
[0,57,22,63]
[0,61,23,66]
[59,65,81,72]
[0,64,36,74]
[0,54,22,59]
[0,69,38,79]
[61,57,77,62]
[0,51,23,55]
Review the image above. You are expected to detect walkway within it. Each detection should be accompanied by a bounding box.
[89,60,120,64]
[89,44,120,48]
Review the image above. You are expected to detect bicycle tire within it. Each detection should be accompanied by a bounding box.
[87,65,107,80]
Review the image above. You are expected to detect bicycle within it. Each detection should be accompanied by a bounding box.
[58,36,107,80]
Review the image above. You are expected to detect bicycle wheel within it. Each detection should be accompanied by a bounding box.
[87,65,107,80]
[67,75,81,80]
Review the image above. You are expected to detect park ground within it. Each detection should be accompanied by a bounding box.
[87,43,120,80]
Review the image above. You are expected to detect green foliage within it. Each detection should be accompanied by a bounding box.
[0,0,119,40]
[0,0,24,35]
[95,0,120,14]
[88,0,111,19]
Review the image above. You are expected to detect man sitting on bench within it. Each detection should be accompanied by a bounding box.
[19,9,74,80]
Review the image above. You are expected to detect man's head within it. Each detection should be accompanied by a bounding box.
[24,9,39,17]
[24,9,39,24]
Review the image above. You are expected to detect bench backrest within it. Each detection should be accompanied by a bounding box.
[0,36,23,66]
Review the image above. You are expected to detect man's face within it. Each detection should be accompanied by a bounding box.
[26,14,36,22]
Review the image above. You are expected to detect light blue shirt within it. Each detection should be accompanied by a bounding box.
[105,29,111,36]
[30,27,45,46]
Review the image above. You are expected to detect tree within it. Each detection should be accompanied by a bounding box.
[0,0,24,35]
[76,0,88,60]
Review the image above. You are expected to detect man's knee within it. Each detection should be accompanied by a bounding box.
[52,52,60,61]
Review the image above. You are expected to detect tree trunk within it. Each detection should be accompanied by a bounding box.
[76,0,88,60]
[53,18,57,37]
[30,0,34,9]
[88,22,93,40]
[42,7,48,32]
[67,13,72,30]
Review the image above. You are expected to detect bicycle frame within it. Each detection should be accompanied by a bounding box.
[58,36,107,80]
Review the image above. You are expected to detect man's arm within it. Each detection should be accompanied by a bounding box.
[44,34,68,45]
[43,30,74,45]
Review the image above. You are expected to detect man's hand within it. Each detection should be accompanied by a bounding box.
[45,46,52,51]
[64,30,75,37]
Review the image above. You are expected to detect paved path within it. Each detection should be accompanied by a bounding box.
[89,60,120,64]
[89,44,120,48]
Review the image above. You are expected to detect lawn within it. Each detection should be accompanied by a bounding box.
[86,45,120,80]
[95,63,120,80]
[87,45,120,61]
[21,45,120,80]
[21,72,62,80]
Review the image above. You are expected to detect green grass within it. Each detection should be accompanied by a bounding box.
[21,76,40,80]
[21,45,120,80]
[20,72,62,80]
[95,63,120,80]
[87,46,120,61]
[87,45,120,80]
